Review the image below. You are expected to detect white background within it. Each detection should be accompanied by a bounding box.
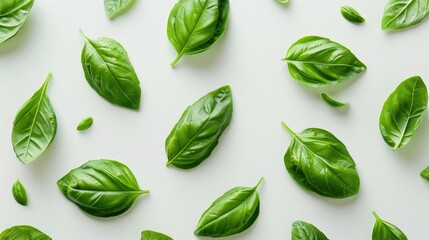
[1,0,429,239]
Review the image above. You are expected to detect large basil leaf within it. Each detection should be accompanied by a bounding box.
[194,178,263,237]
[0,0,34,44]
[57,159,149,217]
[282,122,360,198]
[379,76,427,150]
[165,85,233,169]
[141,230,173,240]
[372,212,408,240]
[291,221,329,240]
[104,0,136,19]
[167,0,229,66]
[80,31,141,110]
[382,0,429,31]
[12,73,57,164]
[0,225,51,240]
[282,36,366,88]
[12,179,28,206]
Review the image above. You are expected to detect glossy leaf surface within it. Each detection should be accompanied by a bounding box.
[0,225,51,240]
[12,73,57,164]
[57,159,149,217]
[77,117,93,131]
[104,0,136,19]
[283,36,366,87]
[12,179,27,206]
[379,76,427,150]
[0,0,34,44]
[167,0,229,66]
[194,178,263,237]
[372,212,408,240]
[381,0,429,31]
[291,221,329,240]
[81,31,141,110]
[282,122,360,198]
[165,85,233,169]
[341,6,365,24]
[420,166,429,180]
[141,230,173,240]
[321,93,348,107]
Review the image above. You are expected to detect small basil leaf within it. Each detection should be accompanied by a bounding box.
[12,180,27,206]
[194,178,263,237]
[141,230,173,240]
[341,6,365,24]
[167,0,229,66]
[282,36,366,88]
[0,225,51,240]
[321,93,348,107]
[372,212,408,240]
[382,0,429,31]
[165,85,233,169]
[276,0,289,4]
[12,73,57,164]
[57,159,149,217]
[80,30,141,110]
[291,221,329,240]
[77,117,93,131]
[104,0,136,19]
[379,76,428,150]
[0,0,34,44]
[420,166,429,180]
[282,122,360,198]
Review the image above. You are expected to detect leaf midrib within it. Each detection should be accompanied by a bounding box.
[284,59,359,68]
[383,0,417,27]
[0,0,32,18]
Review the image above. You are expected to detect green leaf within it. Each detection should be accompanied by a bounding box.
[12,179,27,206]
[291,221,329,240]
[167,0,229,66]
[282,36,366,88]
[0,225,51,240]
[341,6,365,24]
[320,93,348,107]
[420,166,429,180]
[104,0,136,19]
[12,73,57,164]
[381,0,429,31]
[0,0,34,44]
[165,85,233,169]
[276,0,289,4]
[77,117,93,131]
[194,178,263,237]
[57,159,149,217]
[80,30,141,110]
[379,76,428,150]
[282,122,360,198]
[372,212,408,240]
[141,230,173,240]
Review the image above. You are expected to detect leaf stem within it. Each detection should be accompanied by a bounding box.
[281,121,297,138]
[44,73,53,86]
[171,53,183,67]
[255,177,264,189]
[372,211,381,220]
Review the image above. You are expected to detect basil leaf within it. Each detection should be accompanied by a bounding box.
[382,0,429,31]
[282,36,366,88]
[167,0,229,66]
[80,30,141,110]
[0,225,51,240]
[12,180,28,206]
[104,0,136,19]
[194,178,263,237]
[341,6,365,24]
[276,0,289,4]
[57,159,149,217]
[321,93,348,107]
[77,117,93,131]
[282,122,360,198]
[379,76,428,150]
[12,73,57,164]
[291,221,329,240]
[420,166,429,180]
[372,212,408,240]
[0,0,34,44]
[165,85,233,169]
[141,230,173,240]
